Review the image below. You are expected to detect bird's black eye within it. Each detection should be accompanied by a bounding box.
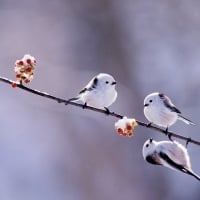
[105,81,109,84]
[146,144,149,148]
[149,100,153,103]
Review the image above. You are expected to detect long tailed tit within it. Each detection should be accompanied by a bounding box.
[142,138,200,181]
[67,73,117,111]
[144,92,195,131]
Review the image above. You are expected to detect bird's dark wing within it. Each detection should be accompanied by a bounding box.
[79,77,98,94]
[159,93,181,114]
[79,87,88,94]
[159,151,184,171]
[159,151,200,181]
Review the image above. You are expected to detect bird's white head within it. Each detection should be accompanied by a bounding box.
[96,73,117,90]
[144,92,162,109]
[142,138,157,159]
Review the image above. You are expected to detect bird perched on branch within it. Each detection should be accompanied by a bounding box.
[142,138,200,181]
[144,92,195,132]
[67,73,117,112]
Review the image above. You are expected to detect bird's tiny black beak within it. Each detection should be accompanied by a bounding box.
[144,103,149,107]
[111,81,116,85]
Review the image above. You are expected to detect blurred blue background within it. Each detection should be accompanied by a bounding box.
[0,0,200,199]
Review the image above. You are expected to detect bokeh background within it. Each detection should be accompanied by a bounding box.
[0,0,200,199]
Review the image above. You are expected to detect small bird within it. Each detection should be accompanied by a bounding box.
[144,92,195,131]
[67,73,117,111]
[142,138,200,181]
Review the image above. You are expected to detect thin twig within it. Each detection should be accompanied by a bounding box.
[1,76,200,146]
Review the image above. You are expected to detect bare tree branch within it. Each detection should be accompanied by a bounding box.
[0,76,199,146]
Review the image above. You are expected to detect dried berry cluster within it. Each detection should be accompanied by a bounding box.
[14,54,36,84]
[115,117,138,137]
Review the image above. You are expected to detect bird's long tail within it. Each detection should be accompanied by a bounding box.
[66,97,80,104]
[178,115,196,125]
[184,168,200,181]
